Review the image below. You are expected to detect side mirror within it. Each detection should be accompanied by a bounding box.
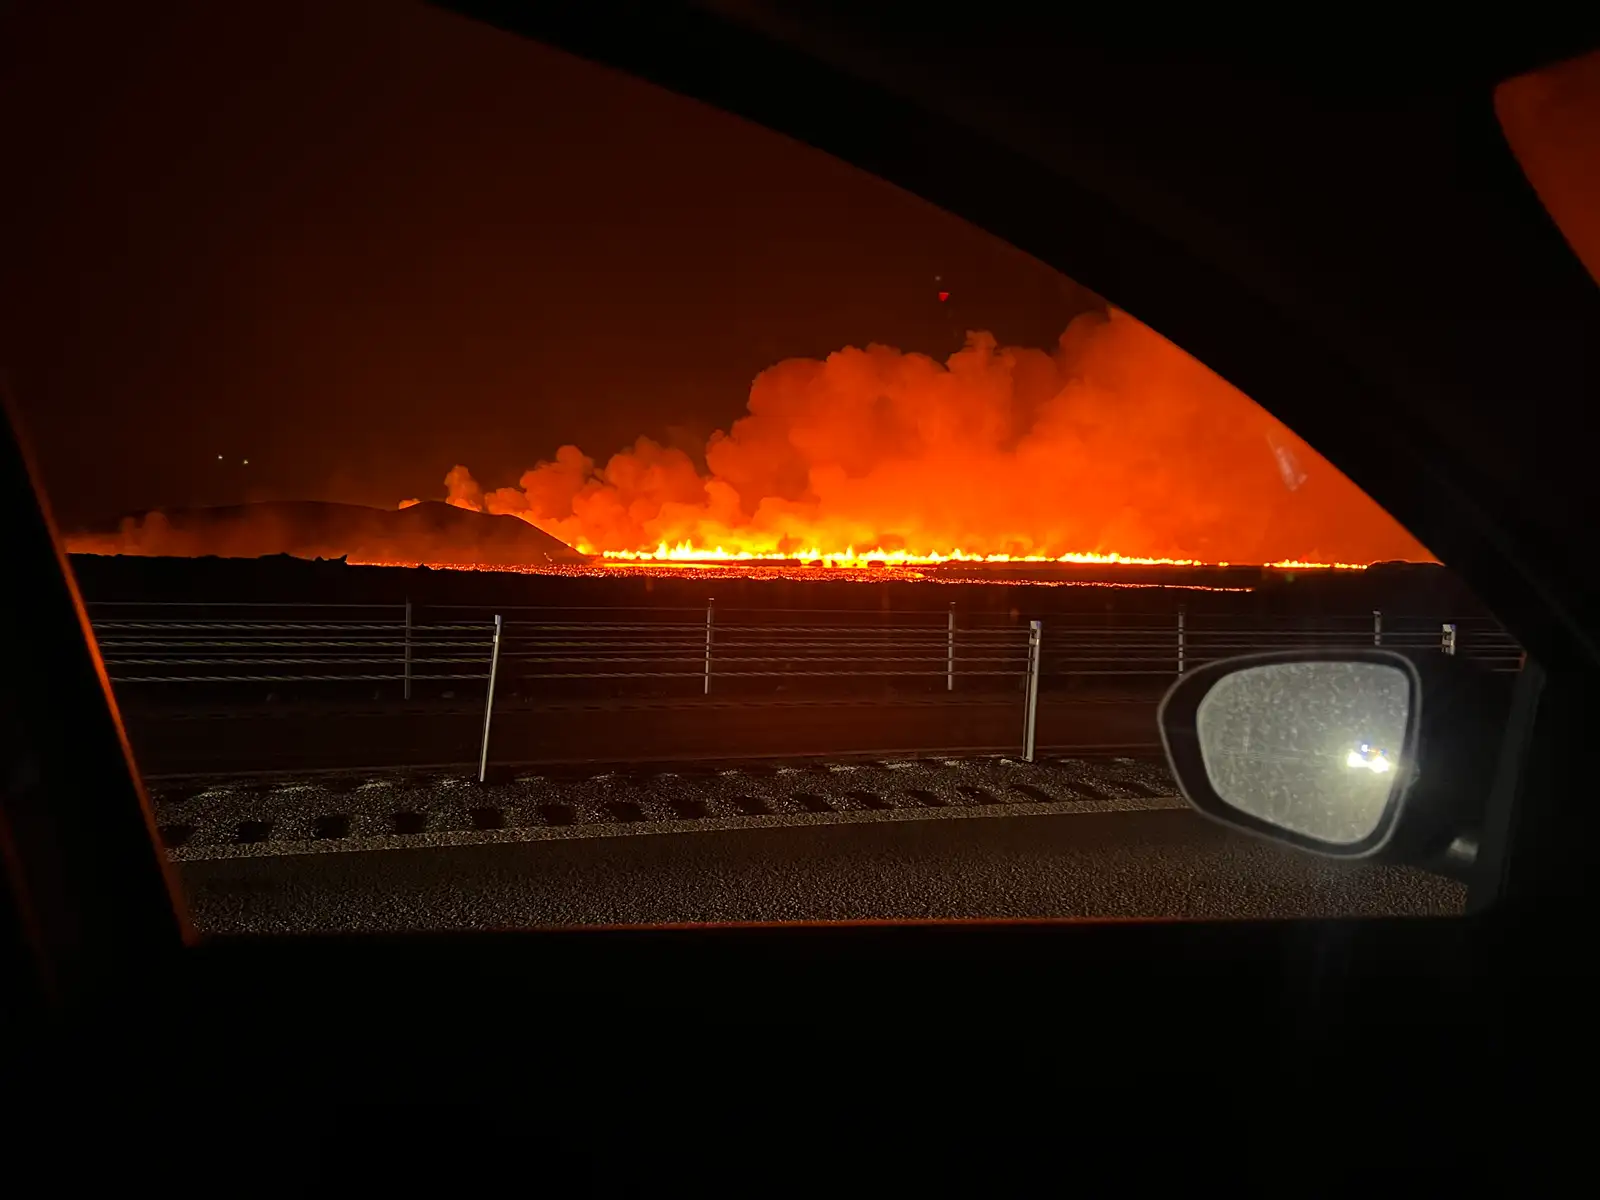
[1158,648,1510,872]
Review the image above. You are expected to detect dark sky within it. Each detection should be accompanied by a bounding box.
[0,0,1100,529]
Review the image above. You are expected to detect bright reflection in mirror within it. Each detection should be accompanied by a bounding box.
[1345,743,1393,774]
[1195,661,1411,845]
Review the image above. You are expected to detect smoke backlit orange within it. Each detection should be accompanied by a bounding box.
[436,310,1432,567]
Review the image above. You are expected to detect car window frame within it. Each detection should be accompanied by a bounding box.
[1,4,1593,1019]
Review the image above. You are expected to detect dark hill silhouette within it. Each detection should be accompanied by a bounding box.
[64,500,584,566]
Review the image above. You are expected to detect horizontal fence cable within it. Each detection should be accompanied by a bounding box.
[83,601,407,610]
[94,640,487,651]
[502,657,1028,667]
[98,656,491,667]
[106,673,489,683]
[89,609,1521,687]
[494,669,1030,680]
[93,621,417,633]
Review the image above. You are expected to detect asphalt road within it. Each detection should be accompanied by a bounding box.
[180,805,1463,932]
[142,709,1462,932]
[122,693,1162,775]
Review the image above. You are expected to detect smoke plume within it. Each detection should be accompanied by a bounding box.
[440,310,1430,564]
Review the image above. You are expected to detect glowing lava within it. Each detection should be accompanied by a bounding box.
[344,556,1258,590]
[591,541,1366,570]
[433,310,1433,569]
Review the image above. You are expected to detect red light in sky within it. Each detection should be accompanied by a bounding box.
[937,291,950,302]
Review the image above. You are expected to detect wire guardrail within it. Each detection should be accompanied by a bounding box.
[83,601,1523,776]
[85,603,1523,691]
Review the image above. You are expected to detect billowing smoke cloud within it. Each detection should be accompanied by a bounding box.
[441,310,1431,565]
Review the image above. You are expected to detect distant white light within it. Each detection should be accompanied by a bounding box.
[243,459,249,465]
[216,454,223,460]
[1346,743,1393,774]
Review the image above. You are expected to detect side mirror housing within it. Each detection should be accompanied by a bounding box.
[1157,648,1512,874]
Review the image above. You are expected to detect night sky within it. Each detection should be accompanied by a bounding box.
[1,0,1100,530]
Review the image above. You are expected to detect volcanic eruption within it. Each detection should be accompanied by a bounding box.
[435,309,1432,567]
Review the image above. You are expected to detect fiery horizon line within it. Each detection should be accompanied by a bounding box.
[586,539,1370,570]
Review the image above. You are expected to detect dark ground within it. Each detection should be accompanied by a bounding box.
[119,692,1161,775]
[179,806,1464,932]
[72,552,1488,620]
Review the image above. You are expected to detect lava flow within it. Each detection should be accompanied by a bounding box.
[594,542,1367,570]
[344,556,1259,591]
[434,309,1432,569]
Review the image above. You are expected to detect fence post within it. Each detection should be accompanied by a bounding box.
[403,599,413,701]
[1177,607,1186,675]
[478,614,503,784]
[704,597,715,696]
[947,602,956,692]
[1022,620,1042,763]
[1373,609,1383,647]
[1441,622,1457,656]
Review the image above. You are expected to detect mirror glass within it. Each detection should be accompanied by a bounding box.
[1195,660,1412,845]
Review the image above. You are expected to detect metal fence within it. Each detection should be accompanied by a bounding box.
[86,601,1043,694]
[1040,610,1524,677]
[86,600,1524,771]
[89,602,492,693]
[86,602,1524,694]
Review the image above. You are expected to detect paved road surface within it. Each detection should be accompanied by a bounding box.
[180,803,1463,933]
[123,693,1161,775]
[146,734,1463,932]
[149,753,1184,855]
